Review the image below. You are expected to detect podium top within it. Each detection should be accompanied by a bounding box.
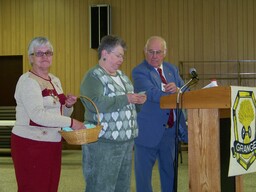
[160,86,231,109]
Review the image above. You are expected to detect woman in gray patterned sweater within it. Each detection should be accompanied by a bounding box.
[80,35,146,192]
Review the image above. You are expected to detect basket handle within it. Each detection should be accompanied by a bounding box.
[80,95,101,126]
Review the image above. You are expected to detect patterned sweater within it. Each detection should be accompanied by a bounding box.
[12,71,73,142]
[80,65,138,142]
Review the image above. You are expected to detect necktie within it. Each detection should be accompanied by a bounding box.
[157,68,174,128]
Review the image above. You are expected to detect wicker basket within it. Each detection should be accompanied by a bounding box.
[59,95,102,145]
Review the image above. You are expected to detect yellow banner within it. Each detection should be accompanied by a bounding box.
[229,86,256,176]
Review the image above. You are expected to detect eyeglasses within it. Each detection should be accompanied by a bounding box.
[111,51,125,60]
[31,51,53,57]
[146,49,165,56]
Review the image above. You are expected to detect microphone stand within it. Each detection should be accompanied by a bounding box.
[173,76,198,192]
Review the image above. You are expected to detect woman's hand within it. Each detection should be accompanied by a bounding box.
[71,119,86,130]
[65,94,77,108]
[127,93,147,104]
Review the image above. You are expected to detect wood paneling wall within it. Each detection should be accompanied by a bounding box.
[0,0,256,95]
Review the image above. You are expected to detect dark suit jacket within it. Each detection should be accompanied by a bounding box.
[132,60,188,148]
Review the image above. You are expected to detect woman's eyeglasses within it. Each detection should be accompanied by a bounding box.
[111,51,125,60]
[30,51,53,57]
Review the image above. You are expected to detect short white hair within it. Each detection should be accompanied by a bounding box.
[28,37,53,56]
[144,36,167,50]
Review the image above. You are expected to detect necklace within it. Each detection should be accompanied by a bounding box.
[30,69,50,80]
[49,90,59,104]
[30,70,59,104]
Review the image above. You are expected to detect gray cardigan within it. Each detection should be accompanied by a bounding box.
[80,65,138,142]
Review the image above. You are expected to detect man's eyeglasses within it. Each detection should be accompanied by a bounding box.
[111,51,125,60]
[146,50,165,56]
[30,51,53,57]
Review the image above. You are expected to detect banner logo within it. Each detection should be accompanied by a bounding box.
[231,90,256,170]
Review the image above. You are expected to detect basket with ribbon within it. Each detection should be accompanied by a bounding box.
[59,95,102,145]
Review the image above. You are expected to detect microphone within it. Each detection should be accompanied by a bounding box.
[189,68,198,79]
[179,68,199,93]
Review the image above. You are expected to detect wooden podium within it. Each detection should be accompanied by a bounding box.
[160,86,243,192]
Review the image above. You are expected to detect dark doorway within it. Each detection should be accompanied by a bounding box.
[0,55,23,106]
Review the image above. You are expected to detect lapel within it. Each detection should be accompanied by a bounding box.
[150,67,162,89]
[162,64,173,83]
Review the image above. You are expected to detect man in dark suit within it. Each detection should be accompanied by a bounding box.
[132,36,187,192]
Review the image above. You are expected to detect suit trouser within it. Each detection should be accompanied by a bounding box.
[134,128,176,192]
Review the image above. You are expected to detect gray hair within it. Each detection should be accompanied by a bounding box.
[28,37,53,56]
[97,35,127,60]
